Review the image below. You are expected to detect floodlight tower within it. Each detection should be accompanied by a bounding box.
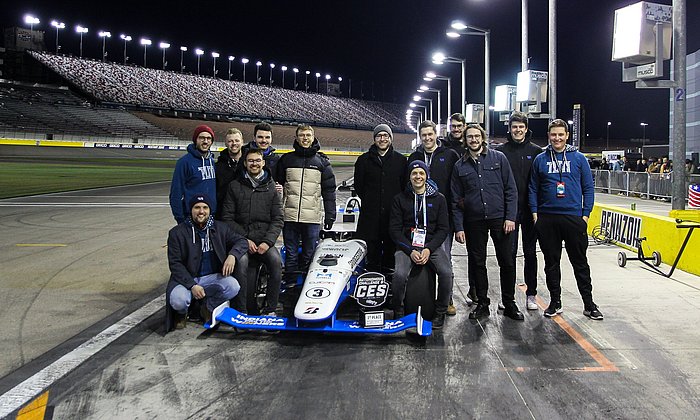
[120,35,132,64]
[269,63,275,86]
[281,66,287,88]
[212,52,220,77]
[179,46,187,72]
[140,38,151,66]
[51,21,65,53]
[98,31,111,62]
[228,56,235,80]
[159,42,170,69]
[293,68,299,89]
[255,61,262,84]
[241,58,249,81]
[76,25,88,58]
[195,49,204,75]
[432,52,465,116]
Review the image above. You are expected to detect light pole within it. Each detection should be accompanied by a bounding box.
[98,31,111,62]
[140,38,151,66]
[325,74,331,94]
[51,21,65,53]
[432,52,466,116]
[418,84,441,131]
[414,95,434,122]
[447,22,491,136]
[255,61,262,84]
[489,105,496,136]
[76,26,88,58]
[227,56,234,80]
[315,72,320,92]
[293,68,299,90]
[338,76,343,97]
[425,71,452,118]
[241,58,249,81]
[269,63,275,86]
[640,123,648,157]
[281,66,287,88]
[410,103,428,121]
[179,46,187,72]
[211,52,219,77]
[305,70,310,91]
[120,35,132,64]
[606,121,611,151]
[195,49,204,75]
[159,42,169,69]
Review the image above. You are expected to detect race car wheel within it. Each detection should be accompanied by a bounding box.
[404,264,436,321]
[652,251,662,267]
[247,262,269,315]
[617,252,627,267]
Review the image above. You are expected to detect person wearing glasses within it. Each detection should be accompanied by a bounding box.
[221,147,284,315]
[353,124,408,276]
[451,124,522,321]
[275,124,336,285]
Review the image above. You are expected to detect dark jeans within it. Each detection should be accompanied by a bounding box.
[534,213,594,307]
[463,218,515,305]
[238,247,283,313]
[364,237,396,275]
[511,211,539,296]
[283,222,320,282]
[393,247,453,315]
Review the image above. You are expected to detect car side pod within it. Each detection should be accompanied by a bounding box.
[204,301,432,337]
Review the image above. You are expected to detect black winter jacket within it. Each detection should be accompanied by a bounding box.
[496,131,543,217]
[389,180,449,255]
[442,134,466,156]
[242,141,280,182]
[353,144,407,240]
[220,167,283,247]
[215,149,242,215]
[408,142,460,218]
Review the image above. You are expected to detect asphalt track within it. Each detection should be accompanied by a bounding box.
[1,161,700,418]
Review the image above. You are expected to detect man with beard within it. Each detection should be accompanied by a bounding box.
[452,124,522,321]
[215,127,244,217]
[170,125,218,224]
[276,124,336,284]
[221,147,284,315]
[354,124,407,275]
[496,112,543,311]
[166,194,248,330]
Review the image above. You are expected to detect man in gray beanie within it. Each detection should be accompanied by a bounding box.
[353,124,407,277]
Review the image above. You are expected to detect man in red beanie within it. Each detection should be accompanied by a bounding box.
[169,125,218,224]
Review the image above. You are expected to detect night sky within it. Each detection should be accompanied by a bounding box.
[3,0,699,143]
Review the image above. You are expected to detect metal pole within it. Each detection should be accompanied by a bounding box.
[484,31,491,136]
[522,0,528,71]
[124,40,128,64]
[447,78,452,118]
[548,0,557,120]
[461,60,466,115]
[437,90,441,133]
[672,0,686,210]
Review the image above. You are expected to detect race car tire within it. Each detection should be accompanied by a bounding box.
[404,264,436,320]
[247,261,269,315]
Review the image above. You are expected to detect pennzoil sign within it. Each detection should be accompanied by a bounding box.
[600,209,642,248]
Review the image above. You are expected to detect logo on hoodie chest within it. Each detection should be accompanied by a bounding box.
[546,160,571,174]
[198,166,216,180]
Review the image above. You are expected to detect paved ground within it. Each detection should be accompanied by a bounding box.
[1,165,699,419]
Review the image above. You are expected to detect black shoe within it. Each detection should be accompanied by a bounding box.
[503,303,524,321]
[466,288,478,306]
[432,313,446,329]
[174,312,187,329]
[544,301,563,317]
[583,305,604,320]
[468,303,490,320]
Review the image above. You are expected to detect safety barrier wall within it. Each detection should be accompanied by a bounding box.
[588,203,700,276]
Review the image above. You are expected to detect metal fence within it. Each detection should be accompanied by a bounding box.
[592,170,700,201]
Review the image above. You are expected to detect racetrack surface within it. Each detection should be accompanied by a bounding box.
[1,162,699,418]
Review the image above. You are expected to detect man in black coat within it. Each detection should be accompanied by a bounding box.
[496,112,543,311]
[166,194,248,330]
[215,127,244,218]
[353,124,407,274]
[221,147,284,315]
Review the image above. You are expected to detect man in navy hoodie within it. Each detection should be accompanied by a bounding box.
[528,119,603,320]
[169,125,218,224]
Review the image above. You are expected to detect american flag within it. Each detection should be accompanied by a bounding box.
[689,184,700,208]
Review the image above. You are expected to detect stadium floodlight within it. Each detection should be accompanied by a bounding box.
[120,35,132,64]
[159,42,170,69]
[227,56,235,80]
[76,25,88,57]
[255,61,262,84]
[305,70,310,91]
[325,74,331,94]
[211,52,220,77]
[241,58,249,81]
[24,15,40,32]
[140,38,151,67]
[281,66,287,88]
[413,95,421,102]
[293,67,299,90]
[315,72,321,92]
[269,63,275,86]
[338,76,342,82]
[195,48,204,75]
[98,31,111,62]
[51,21,65,53]
[179,46,187,72]
[432,51,465,119]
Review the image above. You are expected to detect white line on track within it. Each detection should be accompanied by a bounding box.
[0,295,165,418]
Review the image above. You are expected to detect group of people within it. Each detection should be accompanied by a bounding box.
[165,112,604,332]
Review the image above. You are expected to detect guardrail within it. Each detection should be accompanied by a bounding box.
[592,169,700,201]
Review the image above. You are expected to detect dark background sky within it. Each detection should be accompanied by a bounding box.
[3,0,698,143]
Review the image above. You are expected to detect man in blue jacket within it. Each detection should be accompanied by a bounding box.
[452,124,522,321]
[528,119,603,320]
[169,125,218,224]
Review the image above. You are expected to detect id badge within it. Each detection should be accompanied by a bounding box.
[412,228,427,247]
[556,181,566,198]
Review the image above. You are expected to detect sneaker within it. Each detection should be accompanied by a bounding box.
[468,303,490,320]
[466,288,478,306]
[526,295,538,310]
[497,302,505,310]
[432,313,446,329]
[503,303,524,321]
[544,301,563,317]
[447,300,457,316]
[583,305,604,320]
[174,312,187,329]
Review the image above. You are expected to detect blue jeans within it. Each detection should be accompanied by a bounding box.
[283,222,320,282]
[169,273,240,314]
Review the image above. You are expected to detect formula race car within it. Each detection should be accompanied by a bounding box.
[204,197,434,337]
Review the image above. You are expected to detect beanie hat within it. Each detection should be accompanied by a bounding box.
[189,193,211,210]
[192,125,215,143]
[373,124,393,140]
[408,160,430,178]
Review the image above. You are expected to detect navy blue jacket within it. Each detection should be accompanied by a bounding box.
[389,180,449,255]
[451,147,518,231]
